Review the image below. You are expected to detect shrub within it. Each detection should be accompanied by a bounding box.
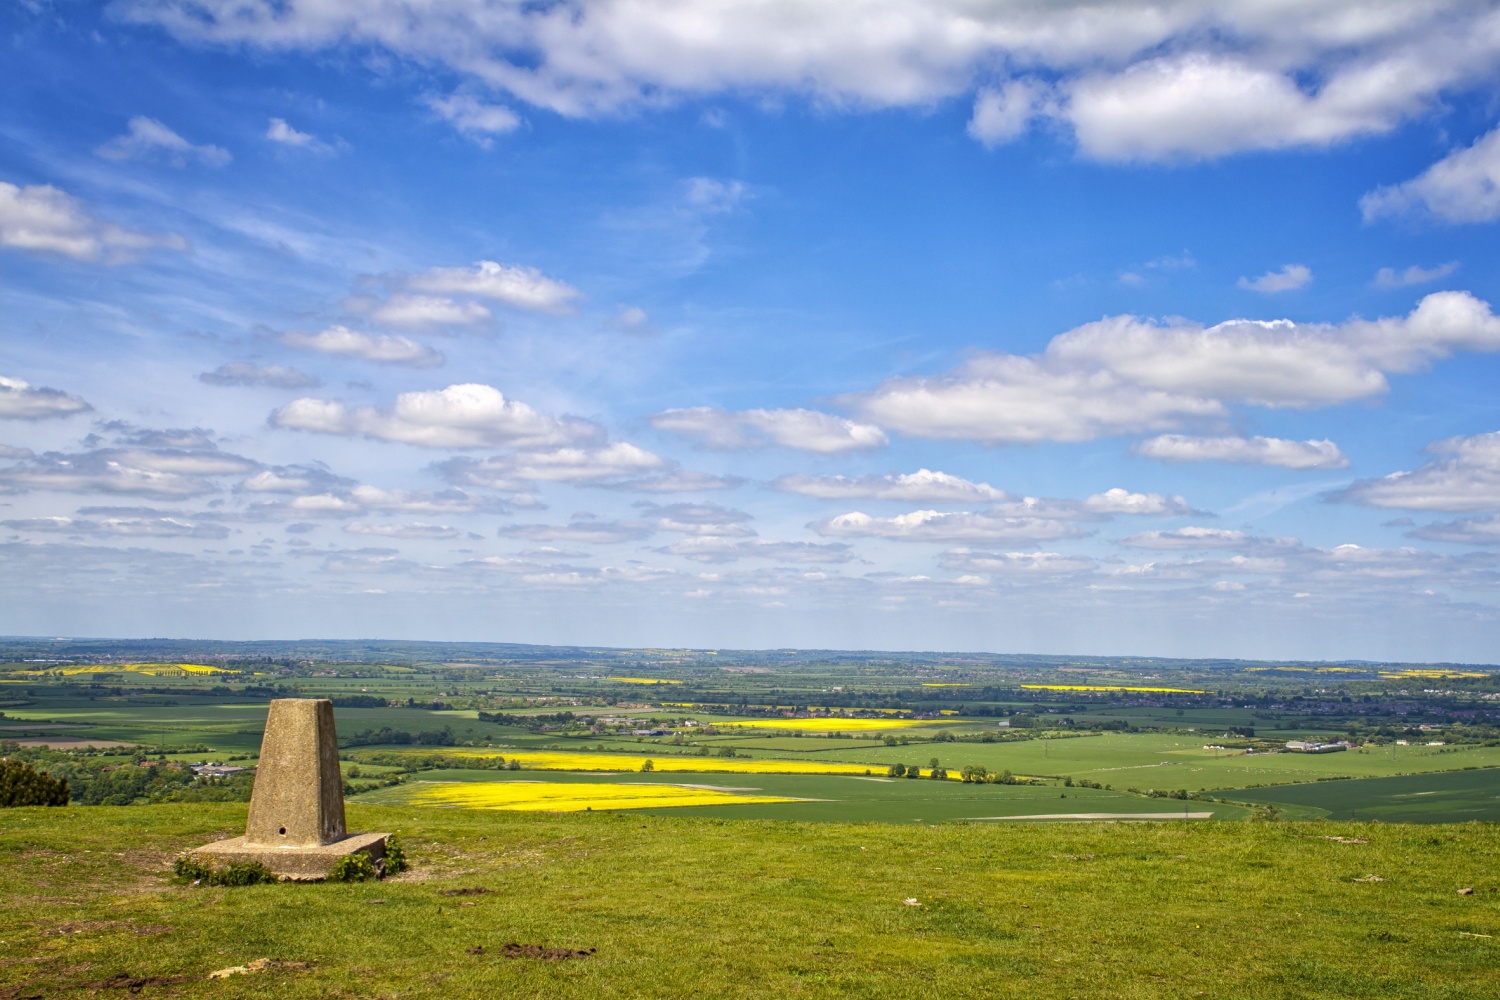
[173,856,276,886]
[641,759,655,772]
[383,835,409,875]
[0,758,70,807]
[887,763,906,777]
[328,852,378,882]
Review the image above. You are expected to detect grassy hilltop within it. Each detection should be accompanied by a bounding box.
[2,803,1498,999]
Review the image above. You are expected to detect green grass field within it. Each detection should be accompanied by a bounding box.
[3,803,1498,998]
[1222,769,1500,823]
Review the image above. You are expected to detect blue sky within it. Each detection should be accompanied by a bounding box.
[4,1,1500,660]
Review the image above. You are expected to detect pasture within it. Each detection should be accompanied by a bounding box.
[1,803,1496,999]
[1223,768,1500,823]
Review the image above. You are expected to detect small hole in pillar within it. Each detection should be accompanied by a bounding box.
[279,827,286,836]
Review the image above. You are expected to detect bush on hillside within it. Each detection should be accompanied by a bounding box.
[0,758,70,807]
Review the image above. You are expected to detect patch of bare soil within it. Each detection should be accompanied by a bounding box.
[90,972,194,992]
[438,887,489,897]
[43,921,171,937]
[498,944,595,962]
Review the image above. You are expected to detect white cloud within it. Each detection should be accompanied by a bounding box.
[238,464,353,494]
[0,376,92,420]
[120,2,1500,161]
[940,548,1096,576]
[407,260,580,312]
[0,180,187,263]
[772,468,1007,503]
[280,326,445,367]
[427,94,522,143]
[638,502,755,538]
[0,446,258,498]
[1408,515,1500,545]
[967,79,1048,147]
[95,116,231,167]
[1136,434,1348,469]
[440,443,667,489]
[1362,126,1500,224]
[271,383,599,449]
[500,518,655,544]
[654,537,852,564]
[265,117,320,148]
[1081,488,1196,515]
[1117,527,1296,550]
[1238,264,1312,293]
[0,444,34,459]
[1374,262,1459,288]
[651,406,887,453]
[685,178,747,213]
[594,470,743,493]
[344,521,463,539]
[1334,431,1500,512]
[368,294,490,327]
[1,509,230,539]
[854,291,1500,443]
[812,509,1090,543]
[199,362,320,388]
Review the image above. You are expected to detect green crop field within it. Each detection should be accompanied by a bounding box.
[1222,769,1500,823]
[3,803,1498,999]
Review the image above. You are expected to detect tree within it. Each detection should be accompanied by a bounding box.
[887,763,906,777]
[641,759,655,772]
[0,759,70,807]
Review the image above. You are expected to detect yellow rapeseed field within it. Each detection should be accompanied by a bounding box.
[398,748,881,776]
[1020,683,1204,694]
[607,677,684,685]
[410,780,800,812]
[712,718,963,732]
[38,663,228,677]
[1380,669,1490,680]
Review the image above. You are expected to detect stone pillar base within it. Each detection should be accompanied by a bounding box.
[189,832,389,881]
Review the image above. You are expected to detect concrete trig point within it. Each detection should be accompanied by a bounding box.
[191,699,389,880]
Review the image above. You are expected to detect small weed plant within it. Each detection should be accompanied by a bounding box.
[173,855,276,886]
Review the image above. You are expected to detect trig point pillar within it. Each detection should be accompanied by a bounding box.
[190,698,389,880]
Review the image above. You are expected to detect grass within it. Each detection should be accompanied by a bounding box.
[2,803,1499,998]
[711,718,966,732]
[1221,768,1500,823]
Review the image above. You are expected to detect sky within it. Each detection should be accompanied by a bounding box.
[3,1,1500,661]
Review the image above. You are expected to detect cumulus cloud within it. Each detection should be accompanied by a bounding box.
[272,383,599,449]
[500,517,654,544]
[245,483,510,520]
[851,291,1500,443]
[1362,126,1500,224]
[637,501,755,537]
[1238,264,1312,293]
[0,376,92,420]
[1334,431,1500,512]
[0,180,187,263]
[427,94,522,143]
[812,509,1091,543]
[368,294,490,327]
[1136,434,1348,469]
[199,362,321,388]
[407,260,580,312]
[118,2,1500,161]
[0,445,258,498]
[95,116,231,167]
[0,444,35,459]
[1116,526,1297,550]
[940,547,1096,576]
[2,508,231,539]
[593,470,744,493]
[651,406,887,453]
[967,79,1048,147]
[439,443,666,489]
[772,469,1007,503]
[238,464,354,495]
[1374,262,1459,288]
[264,117,328,150]
[1408,515,1500,544]
[344,521,463,539]
[1081,488,1197,515]
[654,537,852,564]
[280,326,444,367]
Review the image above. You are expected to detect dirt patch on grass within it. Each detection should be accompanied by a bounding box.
[91,971,194,991]
[498,943,595,961]
[438,887,489,897]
